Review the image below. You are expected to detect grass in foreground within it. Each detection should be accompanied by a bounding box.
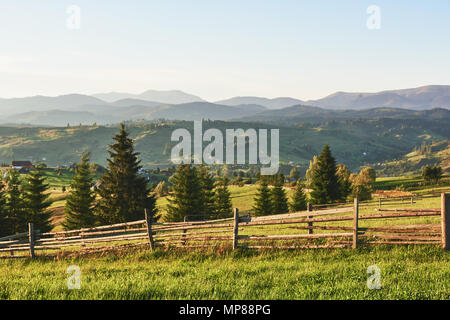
[0,246,448,300]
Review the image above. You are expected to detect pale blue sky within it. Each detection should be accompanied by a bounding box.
[0,0,449,100]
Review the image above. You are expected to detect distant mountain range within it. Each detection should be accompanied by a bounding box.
[92,89,204,104]
[215,97,304,109]
[215,85,450,110]
[235,106,450,125]
[2,102,268,126]
[306,85,450,110]
[0,85,449,126]
[0,94,105,115]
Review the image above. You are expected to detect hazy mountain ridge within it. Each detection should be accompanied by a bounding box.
[1,85,449,126]
[2,102,268,126]
[92,89,204,104]
[235,106,450,125]
[215,97,304,109]
[306,85,450,110]
[2,104,449,127]
[0,94,105,115]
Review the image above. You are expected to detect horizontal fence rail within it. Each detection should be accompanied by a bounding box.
[0,193,448,259]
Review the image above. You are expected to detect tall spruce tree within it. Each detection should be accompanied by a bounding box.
[252,179,273,216]
[5,170,27,233]
[0,181,10,237]
[290,179,307,212]
[271,174,289,214]
[214,176,233,218]
[310,144,341,204]
[165,164,203,222]
[197,165,217,217]
[23,164,53,233]
[63,153,97,230]
[97,124,158,224]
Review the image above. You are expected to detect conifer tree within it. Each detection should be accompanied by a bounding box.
[63,153,97,230]
[290,179,307,212]
[0,181,10,237]
[214,176,233,218]
[165,164,203,222]
[23,164,53,233]
[197,165,216,217]
[5,170,27,233]
[310,145,341,204]
[252,178,273,216]
[97,124,158,224]
[271,174,289,214]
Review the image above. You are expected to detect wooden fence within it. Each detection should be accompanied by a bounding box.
[1,194,448,259]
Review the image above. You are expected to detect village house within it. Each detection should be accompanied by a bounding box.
[11,161,34,173]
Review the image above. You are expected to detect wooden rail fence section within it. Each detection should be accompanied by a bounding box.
[0,193,448,259]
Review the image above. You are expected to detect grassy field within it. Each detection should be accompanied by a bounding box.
[156,184,260,217]
[0,246,448,299]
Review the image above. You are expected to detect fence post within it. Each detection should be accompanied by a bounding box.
[9,236,14,257]
[352,198,359,249]
[28,223,35,259]
[378,197,382,209]
[182,216,188,246]
[80,230,86,248]
[410,197,414,205]
[145,208,155,250]
[233,208,239,250]
[442,193,449,250]
[307,202,313,234]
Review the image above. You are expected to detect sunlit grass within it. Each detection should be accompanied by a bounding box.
[0,246,448,299]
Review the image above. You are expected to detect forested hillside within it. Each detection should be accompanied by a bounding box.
[0,118,448,171]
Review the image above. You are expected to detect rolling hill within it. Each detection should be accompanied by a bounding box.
[235,106,450,125]
[0,118,448,171]
[3,102,450,127]
[374,140,450,176]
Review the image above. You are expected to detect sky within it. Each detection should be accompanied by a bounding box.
[0,0,449,101]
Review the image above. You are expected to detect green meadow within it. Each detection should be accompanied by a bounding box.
[0,175,449,300]
[0,245,448,300]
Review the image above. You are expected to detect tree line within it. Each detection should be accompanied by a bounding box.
[165,164,233,222]
[251,144,377,216]
[0,167,53,236]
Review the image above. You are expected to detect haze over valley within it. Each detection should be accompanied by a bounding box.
[1,85,449,126]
